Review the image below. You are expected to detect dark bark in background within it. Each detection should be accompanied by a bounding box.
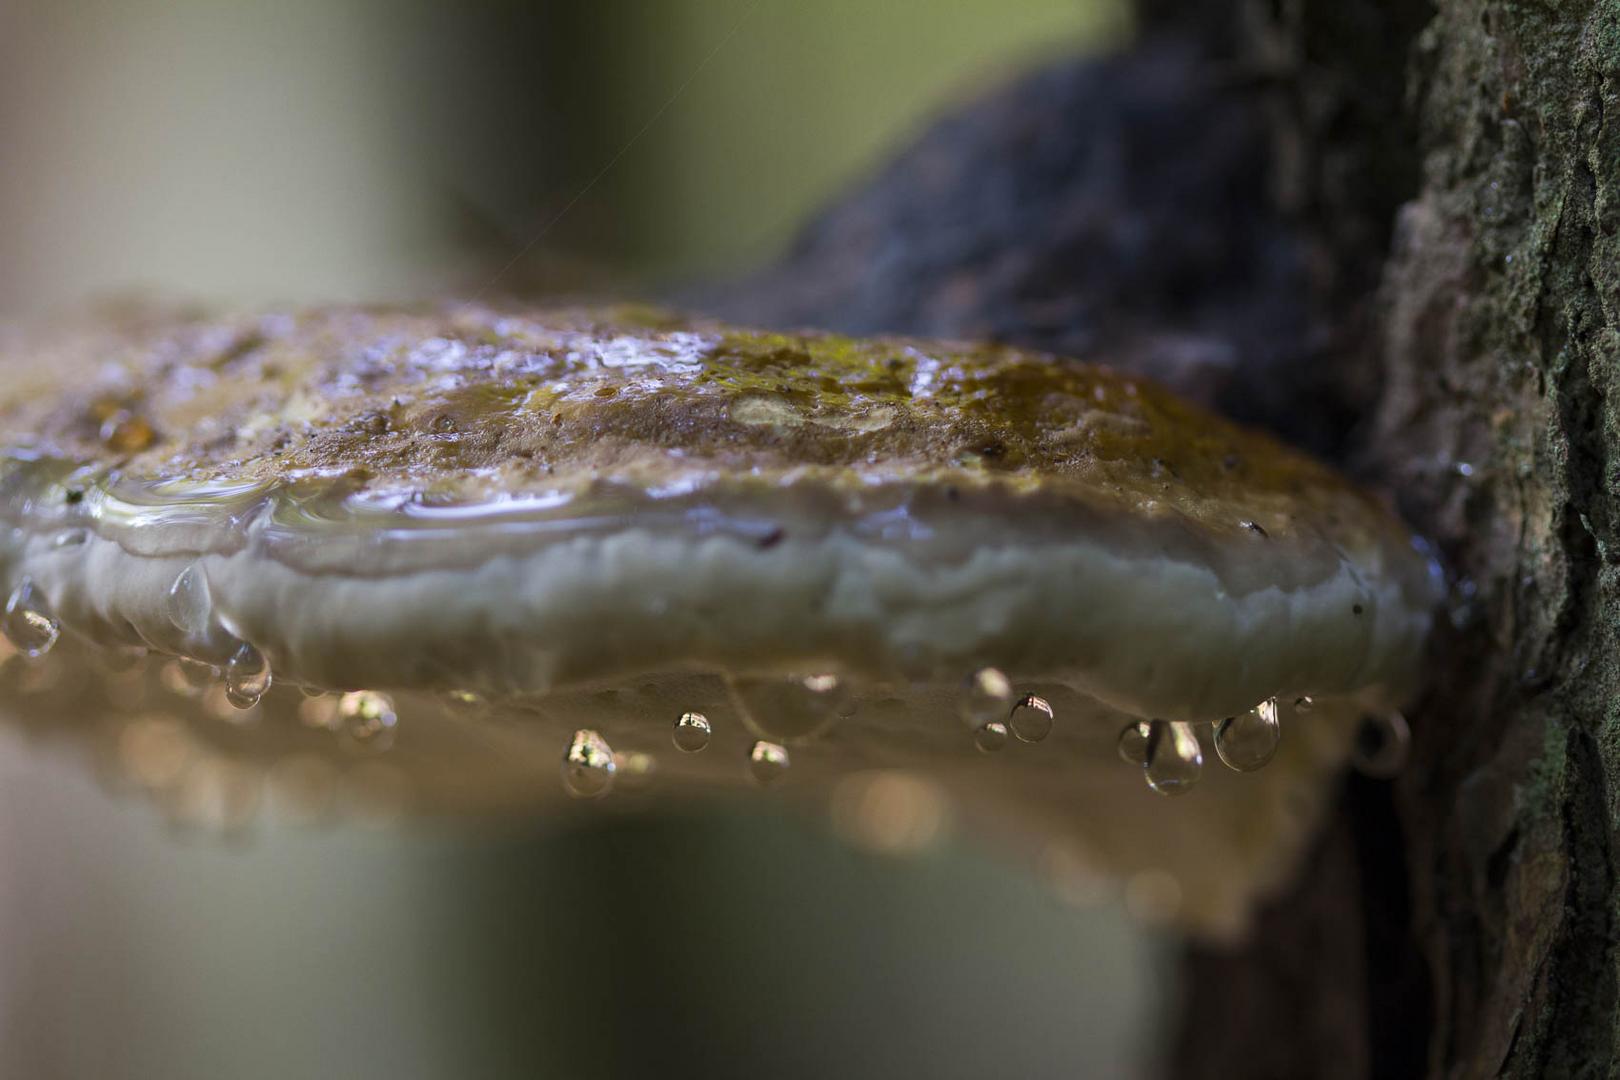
[721,0,1620,1074]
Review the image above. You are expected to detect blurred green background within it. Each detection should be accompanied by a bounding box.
[0,2,1169,1078]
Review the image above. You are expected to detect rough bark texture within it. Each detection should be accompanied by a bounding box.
[721,0,1620,1074]
[1371,0,1620,1074]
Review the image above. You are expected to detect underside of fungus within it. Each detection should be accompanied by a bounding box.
[0,303,1440,938]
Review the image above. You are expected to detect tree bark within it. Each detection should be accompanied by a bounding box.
[1370,0,1620,1073]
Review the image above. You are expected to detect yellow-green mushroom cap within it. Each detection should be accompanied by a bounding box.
[0,303,1441,937]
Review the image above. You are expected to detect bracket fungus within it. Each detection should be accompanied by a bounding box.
[0,304,1440,938]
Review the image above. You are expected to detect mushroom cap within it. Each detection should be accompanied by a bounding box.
[0,303,1441,937]
[0,303,1436,716]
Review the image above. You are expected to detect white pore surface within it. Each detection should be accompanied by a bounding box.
[16,515,1432,724]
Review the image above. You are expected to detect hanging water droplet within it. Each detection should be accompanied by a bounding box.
[1144,720,1202,796]
[748,740,790,785]
[672,711,712,753]
[338,690,398,752]
[1214,698,1281,772]
[563,729,616,798]
[974,720,1009,753]
[224,642,272,709]
[1009,694,1054,743]
[960,667,1013,728]
[1291,695,1315,714]
[166,562,212,636]
[53,528,88,549]
[730,673,851,741]
[1117,720,1151,765]
[1352,711,1410,778]
[2,577,59,658]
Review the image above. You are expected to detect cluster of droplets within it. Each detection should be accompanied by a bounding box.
[1116,719,1205,795]
[1115,700,1285,797]
[1112,695,1408,796]
[959,668,1055,752]
[0,546,1418,809]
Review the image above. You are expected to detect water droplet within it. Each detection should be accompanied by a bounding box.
[959,667,1013,728]
[166,563,212,636]
[974,720,1009,753]
[730,674,851,741]
[563,729,616,798]
[1144,720,1202,795]
[53,528,88,548]
[338,690,397,752]
[748,740,790,785]
[224,642,272,709]
[1009,694,1054,743]
[1117,720,1151,765]
[1214,698,1281,772]
[1352,711,1410,778]
[1,577,59,658]
[1292,695,1314,714]
[672,711,712,753]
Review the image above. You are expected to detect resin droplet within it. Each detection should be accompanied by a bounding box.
[1214,698,1281,772]
[1352,711,1410,778]
[974,720,1009,753]
[338,690,398,752]
[1144,720,1202,796]
[166,563,212,637]
[2,578,59,658]
[563,729,616,798]
[224,643,272,709]
[730,674,851,741]
[1009,694,1054,743]
[748,740,790,785]
[672,711,712,753]
[960,667,1014,729]
[1117,720,1151,766]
